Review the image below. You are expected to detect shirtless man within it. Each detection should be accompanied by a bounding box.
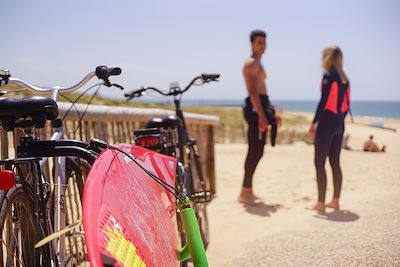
[239,29,281,204]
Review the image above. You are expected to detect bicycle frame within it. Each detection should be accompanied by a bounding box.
[173,97,190,166]
[15,74,95,264]
[126,74,218,263]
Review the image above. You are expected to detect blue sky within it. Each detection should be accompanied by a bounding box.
[2,0,399,101]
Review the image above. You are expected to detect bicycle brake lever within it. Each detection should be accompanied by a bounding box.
[112,83,124,90]
[125,94,134,101]
[0,80,8,86]
[102,78,112,87]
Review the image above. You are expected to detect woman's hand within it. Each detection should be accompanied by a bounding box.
[308,123,316,142]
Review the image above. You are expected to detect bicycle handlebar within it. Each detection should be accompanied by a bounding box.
[124,73,220,101]
[0,65,123,96]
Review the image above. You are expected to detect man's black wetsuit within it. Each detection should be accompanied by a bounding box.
[242,95,272,188]
[313,69,350,202]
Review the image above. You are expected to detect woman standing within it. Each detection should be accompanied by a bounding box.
[309,46,350,212]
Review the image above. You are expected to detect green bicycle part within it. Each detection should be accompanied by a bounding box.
[178,196,208,266]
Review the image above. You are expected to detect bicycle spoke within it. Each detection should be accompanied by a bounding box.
[1,205,28,267]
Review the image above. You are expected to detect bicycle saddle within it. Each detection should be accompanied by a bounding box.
[161,115,182,129]
[145,115,182,129]
[145,117,163,128]
[0,96,58,131]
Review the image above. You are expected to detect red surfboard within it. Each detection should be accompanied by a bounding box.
[83,144,180,267]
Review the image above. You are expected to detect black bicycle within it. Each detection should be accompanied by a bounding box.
[0,66,121,266]
[124,73,220,251]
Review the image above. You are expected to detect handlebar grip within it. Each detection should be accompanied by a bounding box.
[95,66,121,79]
[95,66,122,87]
[201,73,220,81]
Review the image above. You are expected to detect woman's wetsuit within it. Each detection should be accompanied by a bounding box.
[313,69,350,202]
[242,95,271,188]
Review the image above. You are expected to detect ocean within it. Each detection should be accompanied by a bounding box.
[274,100,400,119]
[179,99,400,119]
[134,98,400,119]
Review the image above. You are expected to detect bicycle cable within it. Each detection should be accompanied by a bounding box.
[105,144,186,204]
[59,82,103,137]
[60,82,103,121]
[72,84,102,135]
[60,93,83,119]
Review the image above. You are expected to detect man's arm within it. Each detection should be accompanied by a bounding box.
[243,60,268,132]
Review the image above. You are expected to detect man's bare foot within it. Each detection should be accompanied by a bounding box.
[238,187,261,205]
[306,202,325,212]
[326,198,340,210]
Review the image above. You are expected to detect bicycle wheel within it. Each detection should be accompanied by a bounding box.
[64,157,89,264]
[51,156,88,264]
[186,145,210,249]
[0,185,37,266]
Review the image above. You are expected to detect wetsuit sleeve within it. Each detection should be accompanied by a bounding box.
[344,81,350,118]
[312,74,331,123]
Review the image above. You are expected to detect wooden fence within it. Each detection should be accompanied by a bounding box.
[0,102,220,193]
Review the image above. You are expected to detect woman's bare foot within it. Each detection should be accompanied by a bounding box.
[307,202,325,212]
[326,198,340,210]
[238,187,261,205]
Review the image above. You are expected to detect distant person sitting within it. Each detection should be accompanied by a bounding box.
[363,135,386,152]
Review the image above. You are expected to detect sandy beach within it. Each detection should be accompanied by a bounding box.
[206,112,400,266]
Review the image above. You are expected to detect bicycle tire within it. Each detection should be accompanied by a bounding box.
[186,145,210,249]
[0,184,41,266]
[64,157,89,264]
[50,156,89,264]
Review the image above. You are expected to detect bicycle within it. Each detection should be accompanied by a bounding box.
[0,66,122,266]
[124,73,220,250]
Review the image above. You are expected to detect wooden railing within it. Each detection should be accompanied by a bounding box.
[0,102,220,193]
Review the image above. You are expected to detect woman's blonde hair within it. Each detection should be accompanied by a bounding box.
[322,46,348,83]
